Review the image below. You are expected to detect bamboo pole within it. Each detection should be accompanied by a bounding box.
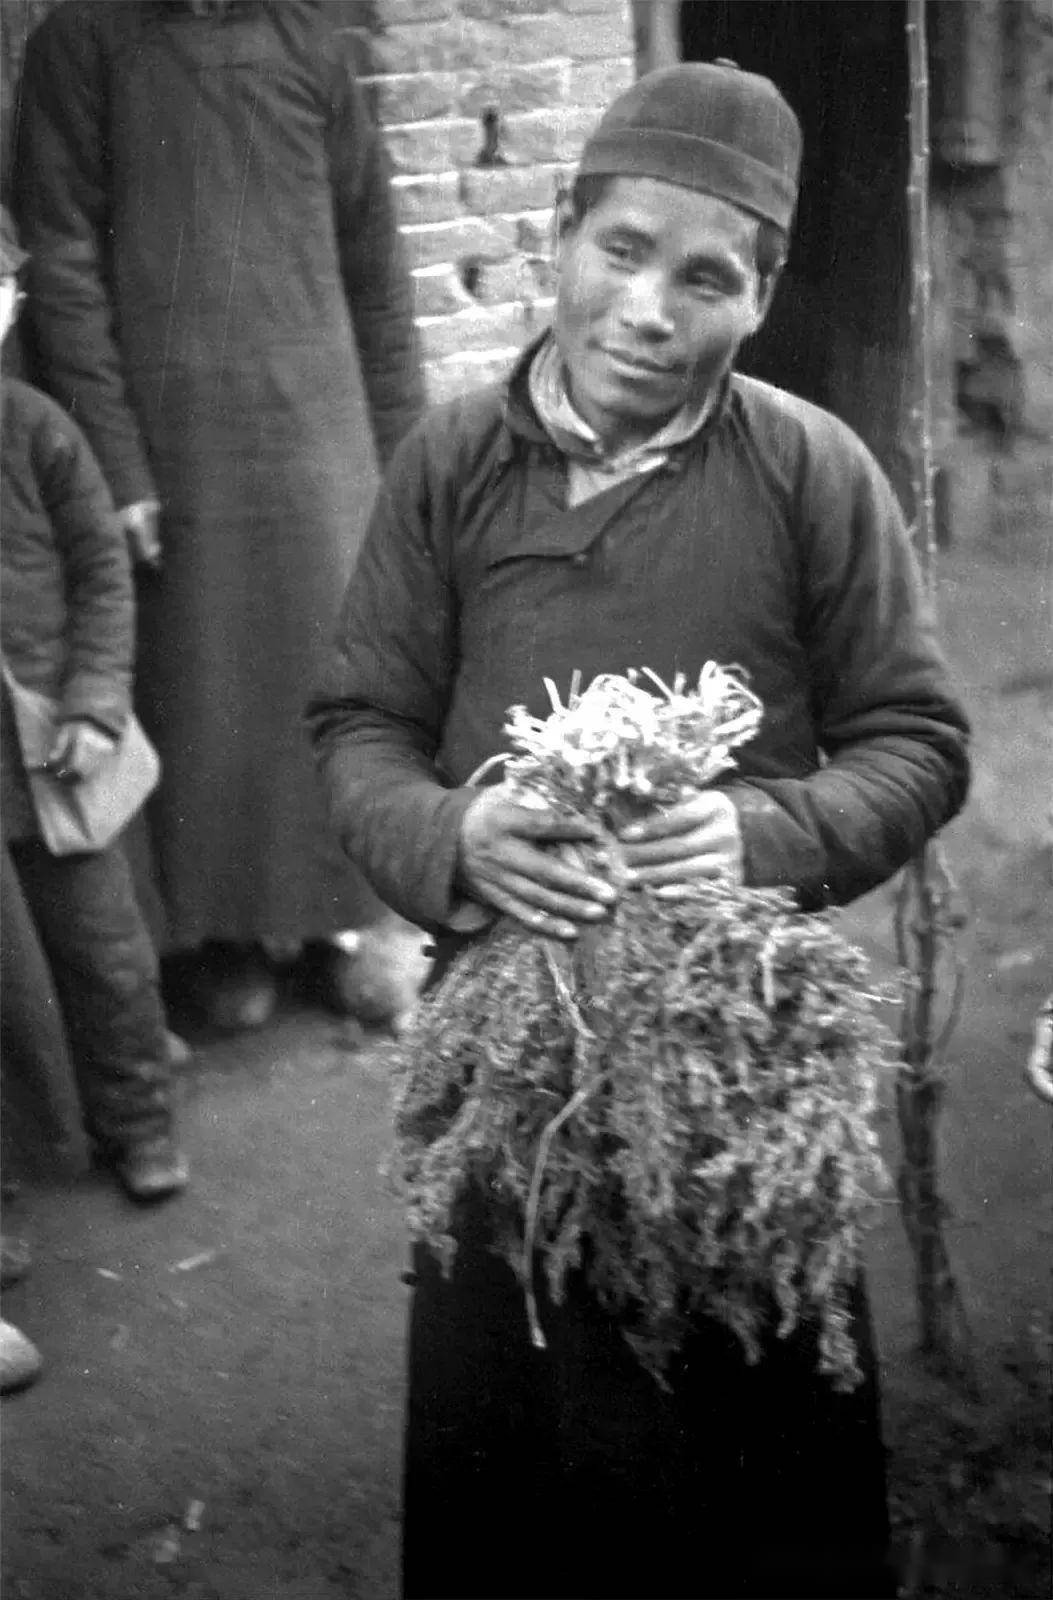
[895,0,974,1385]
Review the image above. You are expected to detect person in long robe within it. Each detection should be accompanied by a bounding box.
[308,64,971,1598]
[13,0,426,1028]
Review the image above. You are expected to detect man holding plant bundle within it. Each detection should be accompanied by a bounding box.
[309,62,969,1600]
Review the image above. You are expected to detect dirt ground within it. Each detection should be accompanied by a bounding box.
[2,457,1051,1600]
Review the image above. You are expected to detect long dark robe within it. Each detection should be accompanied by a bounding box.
[305,350,964,1600]
[14,2,424,948]
[401,944,898,1600]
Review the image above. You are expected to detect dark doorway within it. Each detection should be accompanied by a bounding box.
[680,1,910,477]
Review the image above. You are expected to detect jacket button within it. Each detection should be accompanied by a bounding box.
[571,553,588,568]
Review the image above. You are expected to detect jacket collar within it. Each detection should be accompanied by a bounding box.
[499,332,732,458]
[500,335,552,448]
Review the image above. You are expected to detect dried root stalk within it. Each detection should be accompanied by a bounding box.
[391,668,895,1391]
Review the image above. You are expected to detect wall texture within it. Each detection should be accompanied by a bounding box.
[2,0,1049,471]
[0,0,633,403]
[363,0,633,401]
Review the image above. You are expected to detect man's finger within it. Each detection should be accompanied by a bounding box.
[634,856,736,888]
[484,885,579,941]
[495,867,612,921]
[498,840,615,904]
[622,830,722,867]
[650,879,739,900]
[619,793,731,842]
[624,812,739,866]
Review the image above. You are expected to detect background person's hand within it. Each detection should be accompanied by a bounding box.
[45,719,119,783]
[618,790,744,898]
[119,499,162,569]
[457,789,616,940]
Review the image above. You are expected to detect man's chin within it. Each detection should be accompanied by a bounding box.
[599,388,683,428]
[596,367,688,416]
[566,361,685,437]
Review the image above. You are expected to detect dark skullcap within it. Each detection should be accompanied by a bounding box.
[578,61,802,231]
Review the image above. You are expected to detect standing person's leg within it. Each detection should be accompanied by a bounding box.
[8,839,188,1201]
[0,841,86,1180]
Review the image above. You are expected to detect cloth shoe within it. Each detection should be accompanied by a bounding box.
[0,1318,42,1393]
[302,919,433,1034]
[102,1135,189,1202]
[260,936,305,965]
[184,943,277,1031]
[0,1236,32,1291]
[165,1030,193,1066]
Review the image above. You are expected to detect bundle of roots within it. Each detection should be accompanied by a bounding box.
[391,668,895,1390]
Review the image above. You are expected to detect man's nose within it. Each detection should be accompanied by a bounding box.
[618,270,675,338]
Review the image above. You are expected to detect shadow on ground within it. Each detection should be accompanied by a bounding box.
[2,1010,408,1600]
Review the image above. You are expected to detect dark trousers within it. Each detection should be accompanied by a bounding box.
[403,1194,897,1600]
[402,939,896,1600]
[3,838,172,1150]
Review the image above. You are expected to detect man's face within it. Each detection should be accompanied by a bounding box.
[553,176,775,450]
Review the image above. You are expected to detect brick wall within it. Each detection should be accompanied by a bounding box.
[365,0,634,402]
[2,0,634,407]
[8,0,1045,452]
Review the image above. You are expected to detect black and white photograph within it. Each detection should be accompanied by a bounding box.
[0,2,1049,1596]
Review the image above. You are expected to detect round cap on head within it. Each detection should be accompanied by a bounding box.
[578,62,802,231]
[0,206,28,276]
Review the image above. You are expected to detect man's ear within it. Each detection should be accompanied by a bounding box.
[552,184,578,264]
[752,263,784,333]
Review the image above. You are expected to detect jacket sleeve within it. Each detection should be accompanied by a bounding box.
[12,6,157,511]
[39,414,134,735]
[727,422,970,907]
[325,41,426,470]
[306,425,476,931]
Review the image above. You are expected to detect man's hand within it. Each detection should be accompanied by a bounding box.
[119,500,162,569]
[45,719,119,783]
[458,789,617,940]
[619,790,744,898]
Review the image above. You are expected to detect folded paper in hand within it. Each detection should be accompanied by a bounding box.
[2,664,160,856]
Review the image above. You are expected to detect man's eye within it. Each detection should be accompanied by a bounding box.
[604,241,637,264]
[687,275,727,295]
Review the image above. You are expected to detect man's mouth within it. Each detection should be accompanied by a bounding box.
[601,347,680,379]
